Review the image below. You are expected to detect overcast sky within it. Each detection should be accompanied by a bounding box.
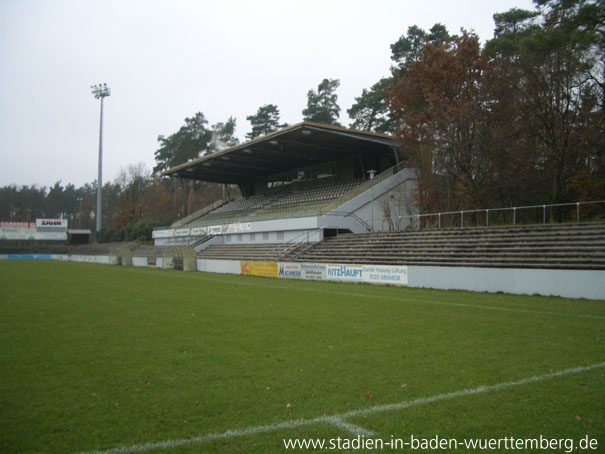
[0,0,536,189]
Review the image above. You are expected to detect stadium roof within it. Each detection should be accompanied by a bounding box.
[162,122,402,184]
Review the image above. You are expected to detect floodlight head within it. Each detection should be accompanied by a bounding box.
[91,83,111,99]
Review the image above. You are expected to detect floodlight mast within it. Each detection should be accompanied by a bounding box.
[91,83,111,234]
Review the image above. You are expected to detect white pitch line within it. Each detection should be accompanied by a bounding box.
[193,273,605,320]
[323,416,376,436]
[336,361,605,420]
[78,361,605,454]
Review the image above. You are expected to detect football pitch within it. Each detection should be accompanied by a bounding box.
[1,261,603,453]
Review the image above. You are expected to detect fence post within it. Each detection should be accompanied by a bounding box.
[438,212,441,229]
[486,209,489,227]
[461,211,464,228]
[513,207,517,226]
[543,205,546,224]
[577,202,580,223]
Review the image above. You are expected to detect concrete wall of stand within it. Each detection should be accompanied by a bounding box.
[407,266,605,300]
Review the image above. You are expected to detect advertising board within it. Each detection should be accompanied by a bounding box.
[190,227,208,236]
[278,262,302,279]
[0,228,36,240]
[362,264,408,285]
[34,231,68,240]
[0,222,34,228]
[326,264,365,282]
[36,219,67,229]
[300,263,327,281]
[326,263,408,286]
[152,229,173,239]
[240,261,278,278]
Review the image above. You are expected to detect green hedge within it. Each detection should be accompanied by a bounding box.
[97,219,169,243]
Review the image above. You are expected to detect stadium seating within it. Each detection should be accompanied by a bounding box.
[179,178,365,228]
[198,223,605,270]
[196,243,287,261]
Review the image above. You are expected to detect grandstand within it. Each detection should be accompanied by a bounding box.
[154,122,417,248]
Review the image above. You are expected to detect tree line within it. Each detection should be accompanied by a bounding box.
[1,0,602,238]
[0,165,222,242]
[388,0,604,213]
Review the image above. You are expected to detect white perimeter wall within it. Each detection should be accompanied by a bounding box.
[408,266,605,300]
[2,254,603,300]
[197,259,240,274]
[197,259,604,300]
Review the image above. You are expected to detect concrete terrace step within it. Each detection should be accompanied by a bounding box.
[197,243,286,261]
[295,253,605,266]
[290,223,605,270]
[324,228,605,241]
[310,241,605,250]
[334,223,605,238]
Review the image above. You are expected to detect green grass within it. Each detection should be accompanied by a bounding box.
[0,261,603,453]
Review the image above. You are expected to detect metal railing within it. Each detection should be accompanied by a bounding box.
[325,211,374,232]
[276,227,325,260]
[371,200,605,231]
[320,161,408,214]
[169,199,228,228]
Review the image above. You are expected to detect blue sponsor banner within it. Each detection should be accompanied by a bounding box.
[327,264,364,282]
[7,254,52,260]
[278,263,302,279]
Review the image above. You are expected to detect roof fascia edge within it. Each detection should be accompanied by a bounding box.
[304,124,398,147]
[162,122,310,177]
[162,122,399,177]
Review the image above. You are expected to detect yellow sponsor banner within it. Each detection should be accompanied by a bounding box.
[240,261,278,278]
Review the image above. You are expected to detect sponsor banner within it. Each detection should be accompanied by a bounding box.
[34,231,67,240]
[208,225,222,235]
[0,228,36,240]
[210,223,253,235]
[327,264,365,282]
[152,229,174,239]
[0,229,65,240]
[301,263,327,281]
[69,255,110,264]
[152,223,250,239]
[190,226,208,236]
[362,264,408,285]
[278,262,302,279]
[240,261,278,278]
[227,222,252,233]
[1,221,34,229]
[174,228,191,237]
[36,219,67,229]
[326,263,408,285]
[7,254,52,260]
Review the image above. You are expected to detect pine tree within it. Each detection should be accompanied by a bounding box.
[302,78,341,126]
[246,104,286,139]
